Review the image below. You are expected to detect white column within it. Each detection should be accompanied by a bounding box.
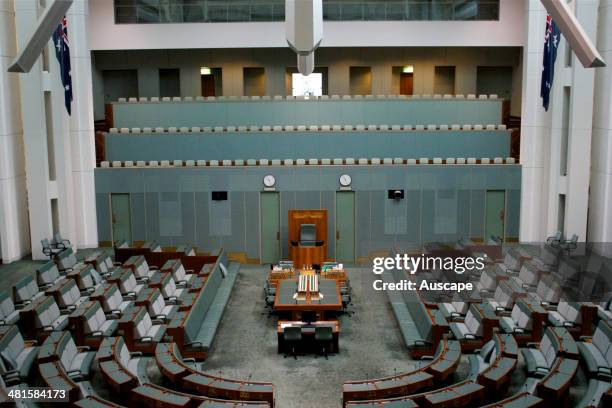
[0,0,30,263]
[14,0,85,259]
[14,0,55,260]
[68,0,98,248]
[563,0,597,243]
[588,0,612,255]
[519,0,550,242]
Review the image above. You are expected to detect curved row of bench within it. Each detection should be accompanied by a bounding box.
[114,94,502,103]
[97,335,271,407]
[342,338,461,403]
[99,157,518,169]
[108,124,508,133]
[155,342,274,405]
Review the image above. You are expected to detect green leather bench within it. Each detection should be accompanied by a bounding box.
[37,261,64,289]
[345,397,418,407]
[170,253,240,358]
[12,275,45,308]
[38,331,96,382]
[54,248,79,273]
[75,395,126,407]
[0,325,38,384]
[575,379,611,408]
[383,269,448,357]
[38,361,80,402]
[425,340,462,381]
[97,336,142,394]
[0,290,19,326]
[479,392,544,407]
[577,319,612,380]
[422,380,484,407]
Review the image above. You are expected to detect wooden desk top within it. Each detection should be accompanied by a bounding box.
[268,266,346,283]
[277,320,339,334]
[273,278,342,311]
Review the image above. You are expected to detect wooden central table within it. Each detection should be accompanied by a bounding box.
[273,277,342,321]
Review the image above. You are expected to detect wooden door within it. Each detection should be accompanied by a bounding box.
[260,192,280,264]
[400,73,414,95]
[201,74,216,97]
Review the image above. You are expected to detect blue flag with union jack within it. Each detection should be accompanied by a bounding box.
[52,17,72,115]
[541,14,560,111]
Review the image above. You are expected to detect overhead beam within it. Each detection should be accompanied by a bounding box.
[8,0,74,73]
[540,0,606,68]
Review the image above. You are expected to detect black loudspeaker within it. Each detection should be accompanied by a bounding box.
[211,191,228,201]
[388,190,405,200]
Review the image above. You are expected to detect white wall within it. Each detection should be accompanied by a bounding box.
[0,0,30,263]
[88,0,524,50]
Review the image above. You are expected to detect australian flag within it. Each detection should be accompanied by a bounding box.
[52,17,72,115]
[541,14,560,111]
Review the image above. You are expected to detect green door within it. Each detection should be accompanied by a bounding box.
[485,190,505,242]
[111,193,132,244]
[260,192,280,264]
[336,191,355,262]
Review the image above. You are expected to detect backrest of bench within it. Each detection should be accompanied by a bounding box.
[13,275,38,303]
[0,291,15,319]
[37,261,60,285]
[35,296,61,329]
[184,255,225,343]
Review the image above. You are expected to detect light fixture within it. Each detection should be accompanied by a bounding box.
[402,65,414,74]
[200,67,212,75]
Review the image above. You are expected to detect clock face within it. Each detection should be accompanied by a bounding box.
[339,174,352,187]
[263,175,276,187]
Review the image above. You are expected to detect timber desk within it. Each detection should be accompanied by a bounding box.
[268,265,347,286]
[273,278,342,320]
[277,320,340,354]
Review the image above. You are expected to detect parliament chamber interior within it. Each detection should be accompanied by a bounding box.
[0,0,612,407]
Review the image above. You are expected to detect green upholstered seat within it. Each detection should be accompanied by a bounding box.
[576,379,612,408]
[578,320,612,379]
[183,260,239,352]
[0,291,19,326]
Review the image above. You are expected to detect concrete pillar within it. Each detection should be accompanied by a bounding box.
[563,0,597,243]
[180,66,200,97]
[519,0,550,242]
[455,64,477,95]
[14,0,56,260]
[67,0,99,248]
[0,0,30,263]
[588,0,612,255]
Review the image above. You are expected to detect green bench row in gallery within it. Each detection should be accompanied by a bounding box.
[103,129,510,163]
[111,95,503,128]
